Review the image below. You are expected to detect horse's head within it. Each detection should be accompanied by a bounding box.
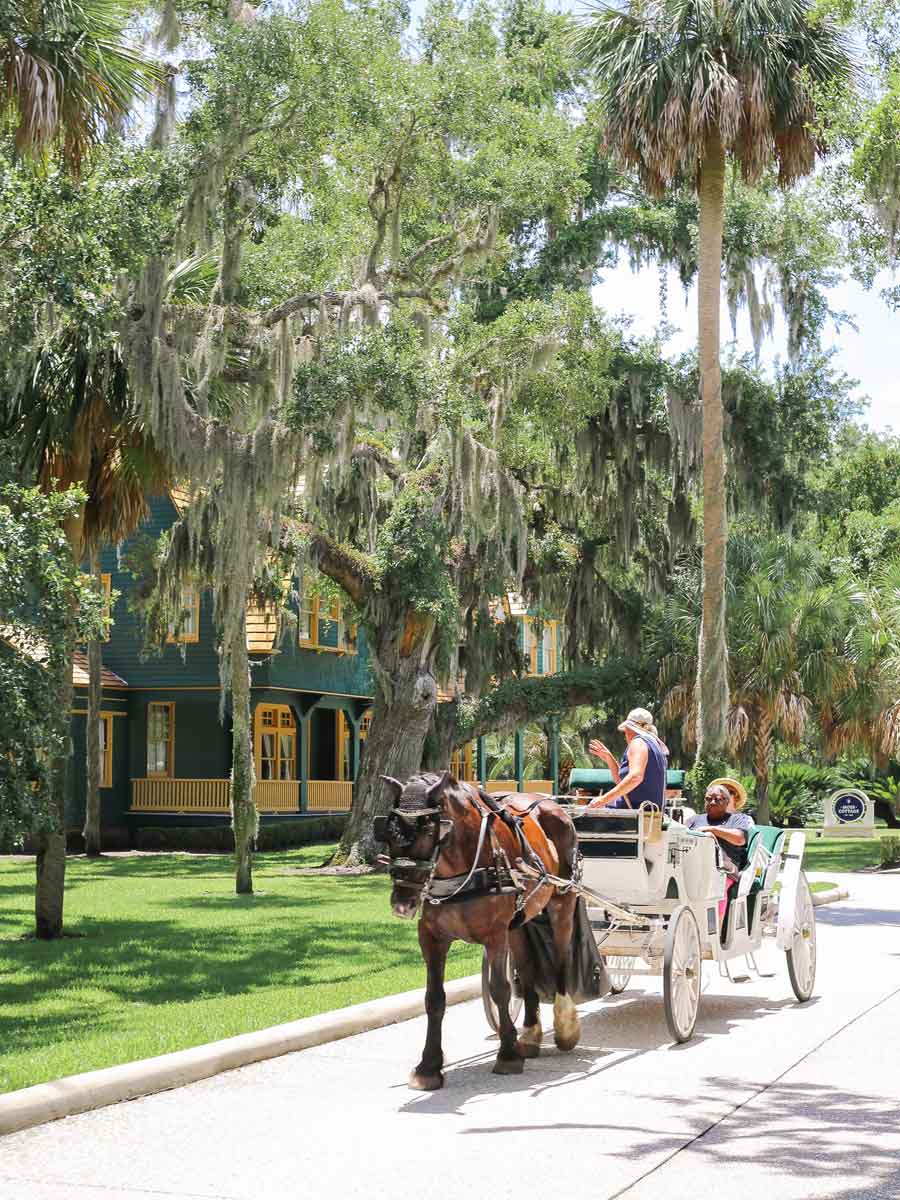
[374,771,454,919]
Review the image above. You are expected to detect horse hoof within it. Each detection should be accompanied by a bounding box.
[409,1071,444,1091]
[554,1030,580,1052]
[492,1056,525,1076]
[516,1038,541,1059]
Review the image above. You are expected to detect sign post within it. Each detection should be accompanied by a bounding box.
[823,788,875,838]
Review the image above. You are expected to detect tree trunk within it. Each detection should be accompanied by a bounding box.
[336,631,438,866]
[35,639,75,939]
[695,133,729,764]
[84,547,103,857]
[754,710,773,826]
[230,610,257,895]
[422,698,458,773]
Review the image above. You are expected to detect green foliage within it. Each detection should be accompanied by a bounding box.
[880,835,900,867]
[0,0,162,171]
[767,762,848,828]
[0,482,99,843]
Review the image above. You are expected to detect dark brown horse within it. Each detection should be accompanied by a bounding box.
[377,770,582,1090]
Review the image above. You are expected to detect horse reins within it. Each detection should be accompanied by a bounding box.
[375,784,551,914]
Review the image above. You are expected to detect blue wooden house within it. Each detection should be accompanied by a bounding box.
[66,501,568,843]
[66,491,375,844]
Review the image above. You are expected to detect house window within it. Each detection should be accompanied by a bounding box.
[522,618,559,675]
[167,586,200,644]
[450,742,474,781]
[255,705,296,781]
[299,593,355,654]
[99,714,113,787]
[100,574,112,641]
[147,703,175,777]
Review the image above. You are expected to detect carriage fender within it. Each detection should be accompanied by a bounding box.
[776,831,807,952]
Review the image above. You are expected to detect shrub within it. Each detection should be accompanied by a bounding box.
[135,816,347,853]
[767,763,849,828]
[880,836,900,869]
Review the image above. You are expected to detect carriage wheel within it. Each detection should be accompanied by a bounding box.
[481,948,524,1033]
[607,956,636,994]
[663,906,702,1043]
[786,871,817,1002]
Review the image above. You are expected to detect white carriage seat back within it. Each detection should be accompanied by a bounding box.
[577,806,669,903]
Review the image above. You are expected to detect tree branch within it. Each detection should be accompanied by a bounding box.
[448,660,648,748]
[297,524,374,607]
[351,442,400,481]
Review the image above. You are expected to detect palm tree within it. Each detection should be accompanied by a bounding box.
[573,0,853,766]
[1,0,161,171]
[655,537,854,823]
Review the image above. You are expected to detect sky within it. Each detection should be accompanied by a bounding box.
[592,261,898,434]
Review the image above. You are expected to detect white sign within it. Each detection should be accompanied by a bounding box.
[823,788,875,838]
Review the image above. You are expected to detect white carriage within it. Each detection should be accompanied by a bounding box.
[572,800,817,1041]
[481,772,817,1043]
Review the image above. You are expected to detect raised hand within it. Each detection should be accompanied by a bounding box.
[589,739,614,762]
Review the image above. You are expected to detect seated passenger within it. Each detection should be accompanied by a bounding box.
[688,780,753,921]
[586,707,668,811]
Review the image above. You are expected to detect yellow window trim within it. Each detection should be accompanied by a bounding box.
[147,701,175,778]
[99,713,113,788]
[299,594,357,655]
[254,703,297,781]
[166,587,201,645]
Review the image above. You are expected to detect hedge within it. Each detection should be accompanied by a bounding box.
[134,815,348,852]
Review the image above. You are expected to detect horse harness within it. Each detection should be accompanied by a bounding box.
[374,786,555,919]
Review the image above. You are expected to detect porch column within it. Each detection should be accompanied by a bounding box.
[514,729,525,792]
[348,714,362,781]
[298,716,309,812]
[290,694,323,814]
[549,719,560,795]
[476,736,487,786]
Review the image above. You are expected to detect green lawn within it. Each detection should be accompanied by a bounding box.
[0,847,480,1095]
[802,834,884,873]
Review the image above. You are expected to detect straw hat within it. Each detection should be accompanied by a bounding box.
[709,777,747,811]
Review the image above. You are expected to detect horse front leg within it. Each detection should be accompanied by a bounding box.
[549,893,581,1052]
[410,920,450,1091]
[508,926,542,1058]
[487,934,525,1075]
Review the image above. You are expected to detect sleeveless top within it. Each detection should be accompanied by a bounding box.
[612,733,667,810]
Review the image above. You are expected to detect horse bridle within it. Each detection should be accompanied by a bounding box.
[373,805,454,897]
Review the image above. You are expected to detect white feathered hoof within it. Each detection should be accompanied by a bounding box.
[553,994,581,1052]
[516,1023,542,1059]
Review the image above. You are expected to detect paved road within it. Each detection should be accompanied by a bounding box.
[2,872,898,1200]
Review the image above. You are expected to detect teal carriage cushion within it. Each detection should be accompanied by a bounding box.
[568,767,686,795]
[745,825,785,863]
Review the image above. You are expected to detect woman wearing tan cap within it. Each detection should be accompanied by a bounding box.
[587,707,669,811]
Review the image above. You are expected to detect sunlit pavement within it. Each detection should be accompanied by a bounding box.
[1,872,898,1200]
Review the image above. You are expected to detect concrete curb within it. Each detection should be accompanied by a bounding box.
[812,888,850,907]
[0,973,482,1138]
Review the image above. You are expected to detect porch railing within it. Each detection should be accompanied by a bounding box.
[483,779,554,795]
[131,778,301,813]
[307,780,353,812]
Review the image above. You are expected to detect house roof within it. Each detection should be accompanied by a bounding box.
[0,627,128,688]
[72,651,128,689]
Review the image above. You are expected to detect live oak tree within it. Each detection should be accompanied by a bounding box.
[573,0,854,781]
